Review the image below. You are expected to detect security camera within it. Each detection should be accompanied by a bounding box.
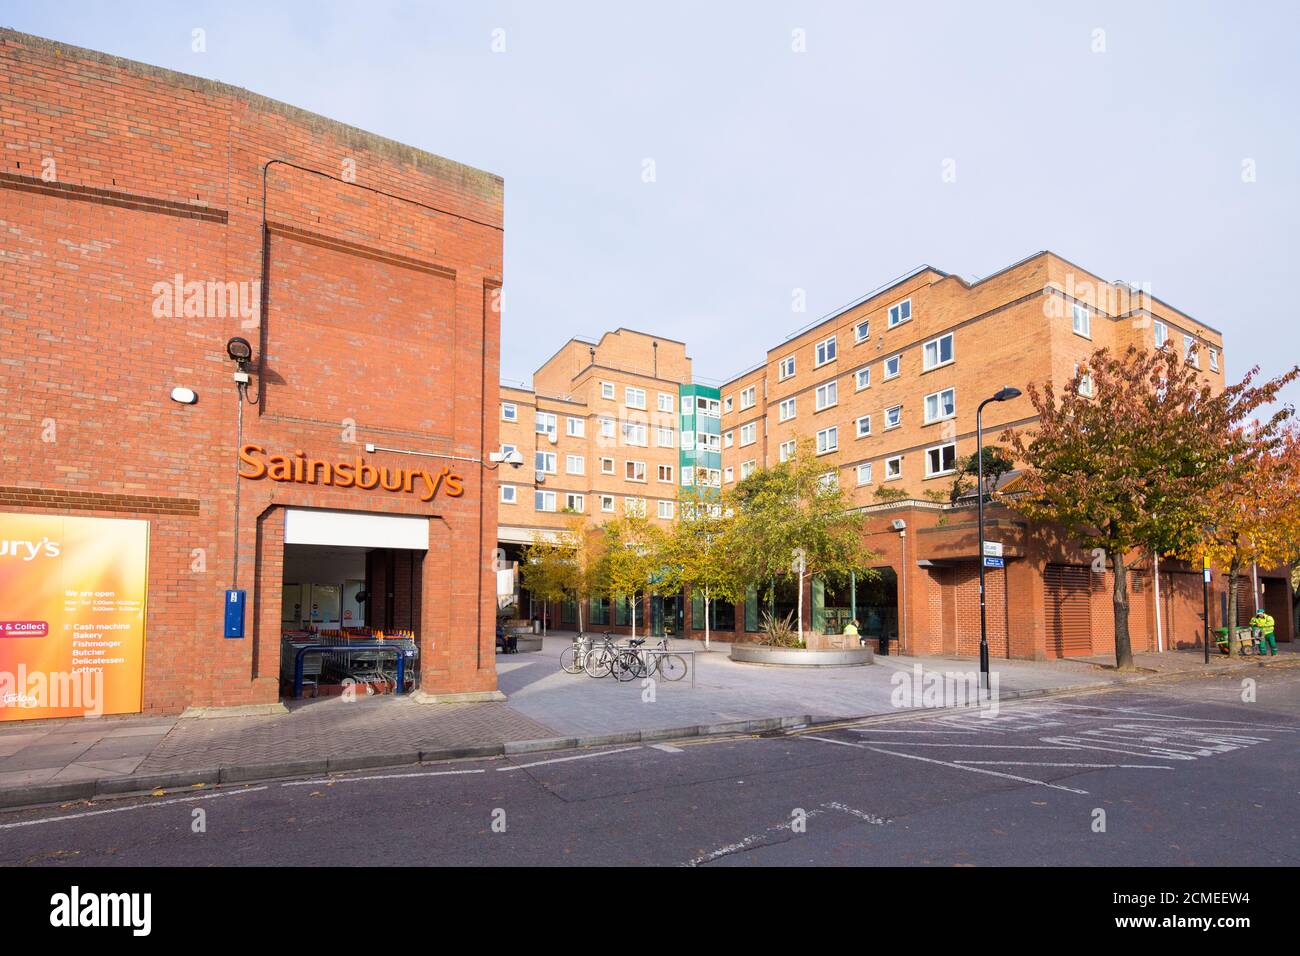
[489,448,525,467]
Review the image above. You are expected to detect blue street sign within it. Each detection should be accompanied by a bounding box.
[983,556,1004,569]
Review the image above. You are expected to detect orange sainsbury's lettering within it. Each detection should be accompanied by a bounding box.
[237,444,467,503]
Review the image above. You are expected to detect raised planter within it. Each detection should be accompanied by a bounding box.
[729,644,874,667]
[515,636,543,653]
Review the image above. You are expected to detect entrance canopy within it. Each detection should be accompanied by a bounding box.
[284,509,429,550]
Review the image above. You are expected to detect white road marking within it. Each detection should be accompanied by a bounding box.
[282,768,486,786]
[650,743,684,753]
[0,786,270,830]
[847,742,1079,750]
[954,760,1173,770]
[1047,700,1297,730]
[851,728,980,735]
[801,735,1089,795]
[685,801,889,865]
[823,801,890,825]
[499,746,641,771]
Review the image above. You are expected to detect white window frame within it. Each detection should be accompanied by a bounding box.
[778,355,796,380]
[625,460,647,483]
[1074,363,1094,397]
[815,335,838,367]
[600,494,615,513]
[883,354,901,380]
[601,381,615,400]
[924,387,956,424]
[501,402,517,422]
[779,397,797,422]
[779,439,796,463]
[855,415,871,439]
[599,417,616,439]
[855,367,871,391]
[657,392,675,413]
[1183,333,1198,366]
[723,430,734,448]
[625,386,647,410]
[739,386,756,410]
[723,466,734,483]
[885,404,902,430]
[816,426,839,455]
[658,499,675,520]
[657,464,674,483]
[856,462,873,486]
[739,422,757,446]
[815,380,838,411]
[741,460,757,479]
[566,416,585,437]
[925,443,957,478]
[565,454,585,476]
[657,426,675,448]
[884,455,903,480]
[1210,347,1219,371]
[1154,320,1168,348]
[535,490,557,512]
[600,457,616,475]
[723,395,734,413]
[500,484,517,504]
[854,319,870,343]
[535,451,557,474]
[565,493,585,513]
[923,333,954,371]
[535,411,557,437]
[621,421,648,446]
[624,497,646,517]
[1072,302,1091,338]
[888,298,911,328]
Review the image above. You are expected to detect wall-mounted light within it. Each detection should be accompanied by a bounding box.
[170,386,198,405]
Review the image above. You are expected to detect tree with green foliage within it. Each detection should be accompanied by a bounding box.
[1005,344,1298,669]
[727,438,879,642]
[601,513,667,640]
[519,532,570,636]
[660,488,747,650]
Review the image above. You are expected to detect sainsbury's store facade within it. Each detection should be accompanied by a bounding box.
[0,30,504,718]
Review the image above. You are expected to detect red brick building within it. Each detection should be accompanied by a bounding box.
[0,31,504,715]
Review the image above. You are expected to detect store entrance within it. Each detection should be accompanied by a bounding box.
[279,543,424,700]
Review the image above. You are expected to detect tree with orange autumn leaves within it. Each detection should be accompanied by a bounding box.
[1005,344,1298,670]
[1187,422,1300,641]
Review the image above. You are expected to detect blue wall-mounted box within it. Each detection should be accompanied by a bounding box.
[224,589,246,638]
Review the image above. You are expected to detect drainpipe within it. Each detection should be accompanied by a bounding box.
[1153,550,1164,653]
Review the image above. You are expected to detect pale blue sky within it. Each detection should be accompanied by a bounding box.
[4,0,1297,410]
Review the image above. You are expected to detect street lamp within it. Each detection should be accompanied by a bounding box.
[976,386,1021,692]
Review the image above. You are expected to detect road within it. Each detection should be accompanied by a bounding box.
[1,669,1296,866]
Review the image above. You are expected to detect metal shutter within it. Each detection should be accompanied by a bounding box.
[1046,564,1093,657]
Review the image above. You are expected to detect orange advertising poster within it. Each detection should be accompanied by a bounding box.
[0,513,149,721]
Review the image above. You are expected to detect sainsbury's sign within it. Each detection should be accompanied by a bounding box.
[237,444,466,502]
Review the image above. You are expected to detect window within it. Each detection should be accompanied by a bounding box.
[535,411,557,438]
[625,386,646,409]
[779,397,797,422]
[721,395,733,413]
[657,426,675,448]
[779,440,796,463]
[856,462,873,485]
[599,417,616,439]
[815,335,837,367]
[923,333,954,370]
[1074,363,1094,397]
[1210,347,1219,371]
[658,499,675,519]
[855,415,871,438]
[658,392,675,413]
[924,388,956,423]
[1072,303,1091,338]
[741,459,757,479]
[740,422,757,446]
[501,402,517,422]
[925,443,957,477]
[500,484,517,504]
[884,355,901,380]
[888,299,911,328]
[1183,333,1198,365]
[535,451,557,473]
[624,497,646,517]
[682,466,695,486]
[565,493,585,512]
[854,319,870,343]
[723,430,734,448]
[621,421,648,446]
[740,386,756,410]
[657,464,674,483]
[600,457,615,475]
[683,396,695,415]
[600,495,615,513]
[816,426,838,454]
[855,367,871,391]
[885,405,902,429]
[566,416,585,437]
[815,380,838,411]
[1154,320,1168,348]
[565,454,585,475]
[697,397,721,417]
[818,470,838,492]
[778,355,796,380]
[601,381,615,400]
[701,468,721,487]
[885,456,903,480]
[723,466,734,483]
[625,460,647,482]
[535,490,557,512]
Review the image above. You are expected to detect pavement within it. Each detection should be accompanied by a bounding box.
[1,668,1295,866]
[0,633,1294,811]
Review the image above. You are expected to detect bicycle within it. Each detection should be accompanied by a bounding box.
[614,638,687,683]
[559,634,594,674]
[584,634,625,678]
